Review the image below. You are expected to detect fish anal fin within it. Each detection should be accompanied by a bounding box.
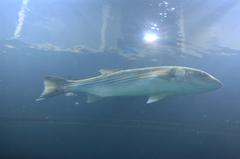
[147,95,167,104]
[99,69,119,75]
[87,94,102,103]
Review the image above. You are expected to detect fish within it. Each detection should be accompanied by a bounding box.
[36,66,222,104]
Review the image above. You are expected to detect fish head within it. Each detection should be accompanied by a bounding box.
[180,67,223,93]
[164,67,222,94]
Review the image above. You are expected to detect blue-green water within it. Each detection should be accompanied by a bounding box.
[1,0,240,158]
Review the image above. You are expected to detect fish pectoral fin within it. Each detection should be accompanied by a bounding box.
[99,69,119,75]
[87,94,102,103]
[147,95,167,104]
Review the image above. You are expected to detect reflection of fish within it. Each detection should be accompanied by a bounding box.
[36,66,222,104]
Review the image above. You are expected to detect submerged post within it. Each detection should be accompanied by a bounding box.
[99,0,122,53]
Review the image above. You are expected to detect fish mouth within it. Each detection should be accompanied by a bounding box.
[213,78,223,88]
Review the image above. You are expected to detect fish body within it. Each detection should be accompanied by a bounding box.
[37,66,222,104]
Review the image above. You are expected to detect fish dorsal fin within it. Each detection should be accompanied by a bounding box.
[87,94,102,103]
[146,95,167,104]
[99,69,119,75]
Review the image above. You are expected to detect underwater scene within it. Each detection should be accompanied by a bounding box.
[0,0,240,158]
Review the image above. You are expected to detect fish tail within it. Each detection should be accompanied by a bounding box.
[36,76,70,101]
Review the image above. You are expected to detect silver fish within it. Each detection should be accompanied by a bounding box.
[36,66,222,104]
